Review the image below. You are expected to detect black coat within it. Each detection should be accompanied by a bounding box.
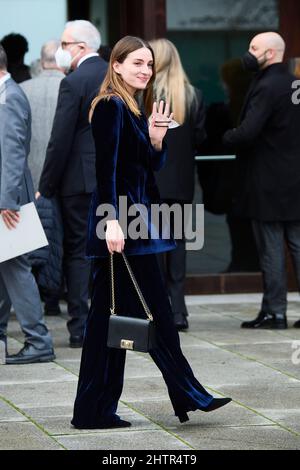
[155,88,206,202]
[28,196,63,293]
[39,56,108,197]
[223,63,300,221]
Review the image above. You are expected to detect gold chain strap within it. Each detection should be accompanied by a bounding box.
[109,253,153,322]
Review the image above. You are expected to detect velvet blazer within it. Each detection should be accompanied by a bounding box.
[86,96,176,257]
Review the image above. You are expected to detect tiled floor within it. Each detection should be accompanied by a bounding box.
[1,294,300,450]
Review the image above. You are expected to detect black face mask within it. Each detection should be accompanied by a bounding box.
[242,50,268,72]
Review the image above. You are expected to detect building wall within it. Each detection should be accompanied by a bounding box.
[0,0,67,65]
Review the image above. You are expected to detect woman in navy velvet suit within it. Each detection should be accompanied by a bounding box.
[71,36,231,429]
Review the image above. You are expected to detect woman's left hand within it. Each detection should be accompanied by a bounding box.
[149,101,173,150]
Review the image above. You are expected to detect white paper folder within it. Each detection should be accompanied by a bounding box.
[0,202,48,263]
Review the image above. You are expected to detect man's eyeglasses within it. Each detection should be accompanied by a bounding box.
[61,41,85,49]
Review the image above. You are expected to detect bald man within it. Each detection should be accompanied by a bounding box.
[223,32,300,330]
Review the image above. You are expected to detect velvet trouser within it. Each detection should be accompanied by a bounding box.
[71,253,213,428]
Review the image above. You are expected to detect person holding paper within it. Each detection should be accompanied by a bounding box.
[21,40,65,317]
[0,44,55,365]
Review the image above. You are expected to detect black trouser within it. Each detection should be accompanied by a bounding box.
[157,200,189,317]
[252,220,300,318]
[60,194,92,336]
[72,253,213,428]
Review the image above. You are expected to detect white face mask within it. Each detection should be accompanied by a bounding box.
[55,46,83,70]
[55,47,73,69]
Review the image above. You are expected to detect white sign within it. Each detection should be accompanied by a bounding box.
[0,202,48,263]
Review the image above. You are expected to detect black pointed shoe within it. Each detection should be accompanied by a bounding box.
[294,319,300,328]
[204,397,232,412]
[5,343,55,365]
[97,419,132,429]
[241,312,287,329]
[72,419,132,430]
[178,398,232,422]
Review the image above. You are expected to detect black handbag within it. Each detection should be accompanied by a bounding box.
[107,252,156,353]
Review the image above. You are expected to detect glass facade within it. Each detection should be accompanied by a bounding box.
[165,0,279,275]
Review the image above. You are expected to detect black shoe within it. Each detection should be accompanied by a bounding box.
[241,312,287,329]
[174,313,189,331]
[44,304,62,316]
[72,419,132,430]
[69,335,84,348]
[293,319,300,328]
[5,343,55,365]
[178,398,232,422]
[102,419,131,429]
[204,397,232,412]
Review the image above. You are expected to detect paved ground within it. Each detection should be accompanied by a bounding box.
[1,293,300,450]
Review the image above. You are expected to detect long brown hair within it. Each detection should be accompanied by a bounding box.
[149,38,196,125]
[90,36,155,121]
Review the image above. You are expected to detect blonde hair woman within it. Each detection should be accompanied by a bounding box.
[71,36,231,430]
[150,38,206,331]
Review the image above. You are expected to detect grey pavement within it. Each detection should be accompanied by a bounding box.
[1,293,300,450]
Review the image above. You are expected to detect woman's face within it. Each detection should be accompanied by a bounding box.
[113,47,154,95]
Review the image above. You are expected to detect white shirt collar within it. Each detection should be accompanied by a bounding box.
[0,72,11,88]
[77,53,99,68]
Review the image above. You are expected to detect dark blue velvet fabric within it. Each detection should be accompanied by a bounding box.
[87,96,176,257]
[71,253,213,428]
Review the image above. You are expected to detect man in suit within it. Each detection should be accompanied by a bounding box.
[223,32,300,329]
[21,40,65,317]
[38,21,108,347]
[0,44,55,364]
